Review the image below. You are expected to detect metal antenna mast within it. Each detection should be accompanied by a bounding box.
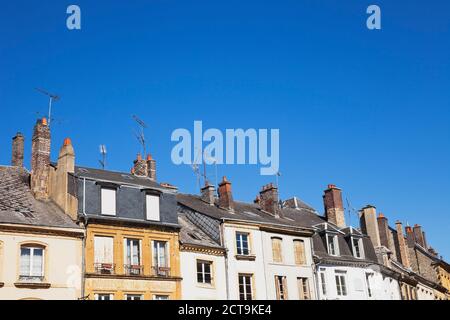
[99,145,107,169]
[345,197,359,227]
[275,171,282,205]
[35,88,60,127]
[204,155,218,192]
[132,115,148,156]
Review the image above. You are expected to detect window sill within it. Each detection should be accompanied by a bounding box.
[14,282,51,289]
[235,254,256,261]
[196,283,216,290]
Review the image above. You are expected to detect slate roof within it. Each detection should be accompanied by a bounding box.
[177,193,379,265]
[177,193,317,232]
[0,165,81,230]
[72,165,168,190]
[178,212,223,249]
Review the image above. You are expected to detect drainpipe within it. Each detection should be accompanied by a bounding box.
[80,178,88,299]
[220,220,230,300]
[260,230,269,299]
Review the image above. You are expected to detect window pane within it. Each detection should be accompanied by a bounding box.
[20,248,31,276]
[32,248,43,276]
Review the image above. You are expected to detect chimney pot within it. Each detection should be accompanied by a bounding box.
[41,117,48,126]
[218,176,234,211]
[63,137,72,146]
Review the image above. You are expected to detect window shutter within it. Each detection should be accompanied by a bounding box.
[272,238,282,262]
[101,188,116,216]
[146,194,160,221]
[294,240,306,265]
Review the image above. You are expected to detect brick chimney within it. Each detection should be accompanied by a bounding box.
[360,205,381,247]
[31,118,51,199]
[146,154,156,181]
[218,176,234,212]
[50,138,77,220]
[323,184,345,228]
[11,132,24,167]
[422,231,428,250]
[413,224,425,248]
[132,154,147,177]
[259,183,281,218]
[395,221,411,268]
[405,225,415,247]
[377,213,391,249]
[201,181,216,206]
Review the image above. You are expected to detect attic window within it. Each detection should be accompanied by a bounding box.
[326,234,339,256]
[188,233,201,241]
[21,212,34,219]
[351,237,365,259]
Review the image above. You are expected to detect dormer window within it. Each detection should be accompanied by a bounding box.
[101,187,116,216]
[326,234,339,256]
[351,237,364,259]
[145,194,160,221]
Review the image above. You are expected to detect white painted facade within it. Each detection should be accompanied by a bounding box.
[180,250,227,300]
[315,265,401,300]
[416,282,436,300]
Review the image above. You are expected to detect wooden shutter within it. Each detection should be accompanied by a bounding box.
[272,238,282,262]
[294,240,306,265]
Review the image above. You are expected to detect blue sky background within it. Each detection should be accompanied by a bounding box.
[0,1,449,258]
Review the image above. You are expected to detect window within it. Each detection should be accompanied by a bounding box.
[197,260,213,285]
[153,295,170,300]
[236,232,250,255]
[125,294,143,300]
[95,293,113,300]
[101,188,116,216]
[94,236,114,274]
[238,274,253,300]
[352,237,364,259]
[271,237,283,263]
[146,194,160,221]
[20,245,44,281]
[297,277,310,300]
[326,234,338,256]
[124,239,141,275]
[293,240,306,265]
[275,276,288,300]
[153,241,169,276]
[319,269,327,297]
[335,271,347,296]
[365,273,373,298]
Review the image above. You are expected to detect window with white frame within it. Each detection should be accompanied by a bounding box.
[236,232,250,255]
[238,274,253,300]
[125,294,143,300]
[153,294,170,300]
[146,194,160,221]
[352,237,364,259]
[335,271,347,296]
[319,268,327,297]
[95,293,113,300]
[20,245,44,281]
[94,236,114,274]
[153,241,169,276]
[101,187,116,216]
[124,238,141,275]
[326,234,339,256]
[197,260,213,285]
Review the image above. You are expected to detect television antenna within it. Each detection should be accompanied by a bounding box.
[191,148,208,190]
[345,197,359,227]
[275,171,282,206]
[99,144,107,169]
[204,155,218,193]
[132,115,147,156]
[35,88,60,127]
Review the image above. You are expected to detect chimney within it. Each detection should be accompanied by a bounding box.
[51,138,77,220]
[201,181,216,206]
[422,231,428,250]
[132,154,147,176]
[377,213,392,249]
[31,118,51,199]
[259,183,281,218]
[360,205,381,247]
[413,224,425,248]
[405,225,415,247]
[218,176,234,212]
[146,154,156,181]
[395,221,411,268]
[323,184,345,228]
[11,132,25,167]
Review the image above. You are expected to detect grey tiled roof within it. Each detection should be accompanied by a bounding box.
[178,213,223,249]
[0,166,81,229]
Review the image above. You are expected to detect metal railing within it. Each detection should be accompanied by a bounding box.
[124,264,144,276]
[94,263,115,275]
[18,275,44,283]
[151,266,171,277]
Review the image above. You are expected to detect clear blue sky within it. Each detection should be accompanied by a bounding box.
[1,1,449,259]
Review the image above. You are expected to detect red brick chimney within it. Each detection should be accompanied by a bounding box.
[11,132,24,167]
[259,183,281,218]
[31,118,51,199]
[323,184,345,228]
[395,221,411,268]
[218,176,234,212]
[201,181,216,206]
[377,213,391,248]
[146,154,156,181]
[413,224,426,248]
[132,153,147,177]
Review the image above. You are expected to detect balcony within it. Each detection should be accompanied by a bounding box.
[124,264,144,276]
[152,266,171,277]
[94,263,115,275]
